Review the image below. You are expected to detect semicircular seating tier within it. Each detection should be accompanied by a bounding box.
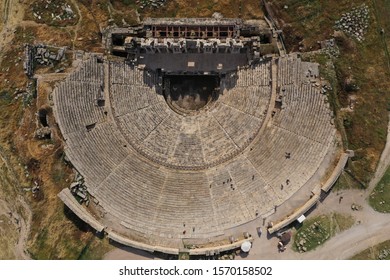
[53,55,336,246]
[109,60,272,170]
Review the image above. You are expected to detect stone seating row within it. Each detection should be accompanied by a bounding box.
[247,124,332,204]
[110,84,163,117]
[69,56,104,83]
[53,80,105,135]
[274,83,335,144]
[277,55,319,87]
[235,62,272,87]
[109,61,158,86]
[219,86,271,119]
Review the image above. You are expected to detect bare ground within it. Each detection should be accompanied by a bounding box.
[103,246,155,260]
[0,150,32,260]
[0,0,32,260]
[0,0,24,64]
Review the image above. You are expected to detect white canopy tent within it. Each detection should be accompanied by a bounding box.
[240,241,252,252]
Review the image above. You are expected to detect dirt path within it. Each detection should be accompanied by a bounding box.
[0,0,25,64]
[2,0,10,23]
[242,189,390,260]
[69,0,82,50]
[0,148,32,260]
[0,196,33,260]
[0,0,32,260]
[103,246,156,260]
[14,197,32,260]
[367,113,390,193]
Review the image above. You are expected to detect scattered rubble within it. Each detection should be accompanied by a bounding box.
[32,185,40,194]
[351,203,363,211]
[212,12,223,20]
[70,177,89,205]
[23,44,67,77]
[34,45,66,66]
[136,0,167,10]
[31,181,41,198]
[321,83,332,94]
[378,248,390,260]
[35,127,51,139]
[334,4,370,42]
[24,45,35,78]
[319,38,340,57]
[14,80,37,106]
[32,0,76,24]
[295,221,330,253]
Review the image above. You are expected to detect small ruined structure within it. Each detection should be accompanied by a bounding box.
[23,44,66,77]
[136,0,168,9]
[35,127,51,139]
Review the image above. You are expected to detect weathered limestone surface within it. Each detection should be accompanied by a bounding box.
[54,54,337,247]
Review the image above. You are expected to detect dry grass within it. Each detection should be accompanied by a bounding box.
[0,214,18,259]
[333,172,363,191]
[73,1,108,52]
[112,0,263,19]
[293,212,355,252]
[15,78,114,259]
[0,53,31,260]
[24,0,79,27]
[369,165,390,213]
[351,239,390,260]
[0,154,22,260]
[270,0,389,185]
[269,0,367,52]
[0,8,115,258]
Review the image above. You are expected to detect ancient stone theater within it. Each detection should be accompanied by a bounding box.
[54,17,349,256]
